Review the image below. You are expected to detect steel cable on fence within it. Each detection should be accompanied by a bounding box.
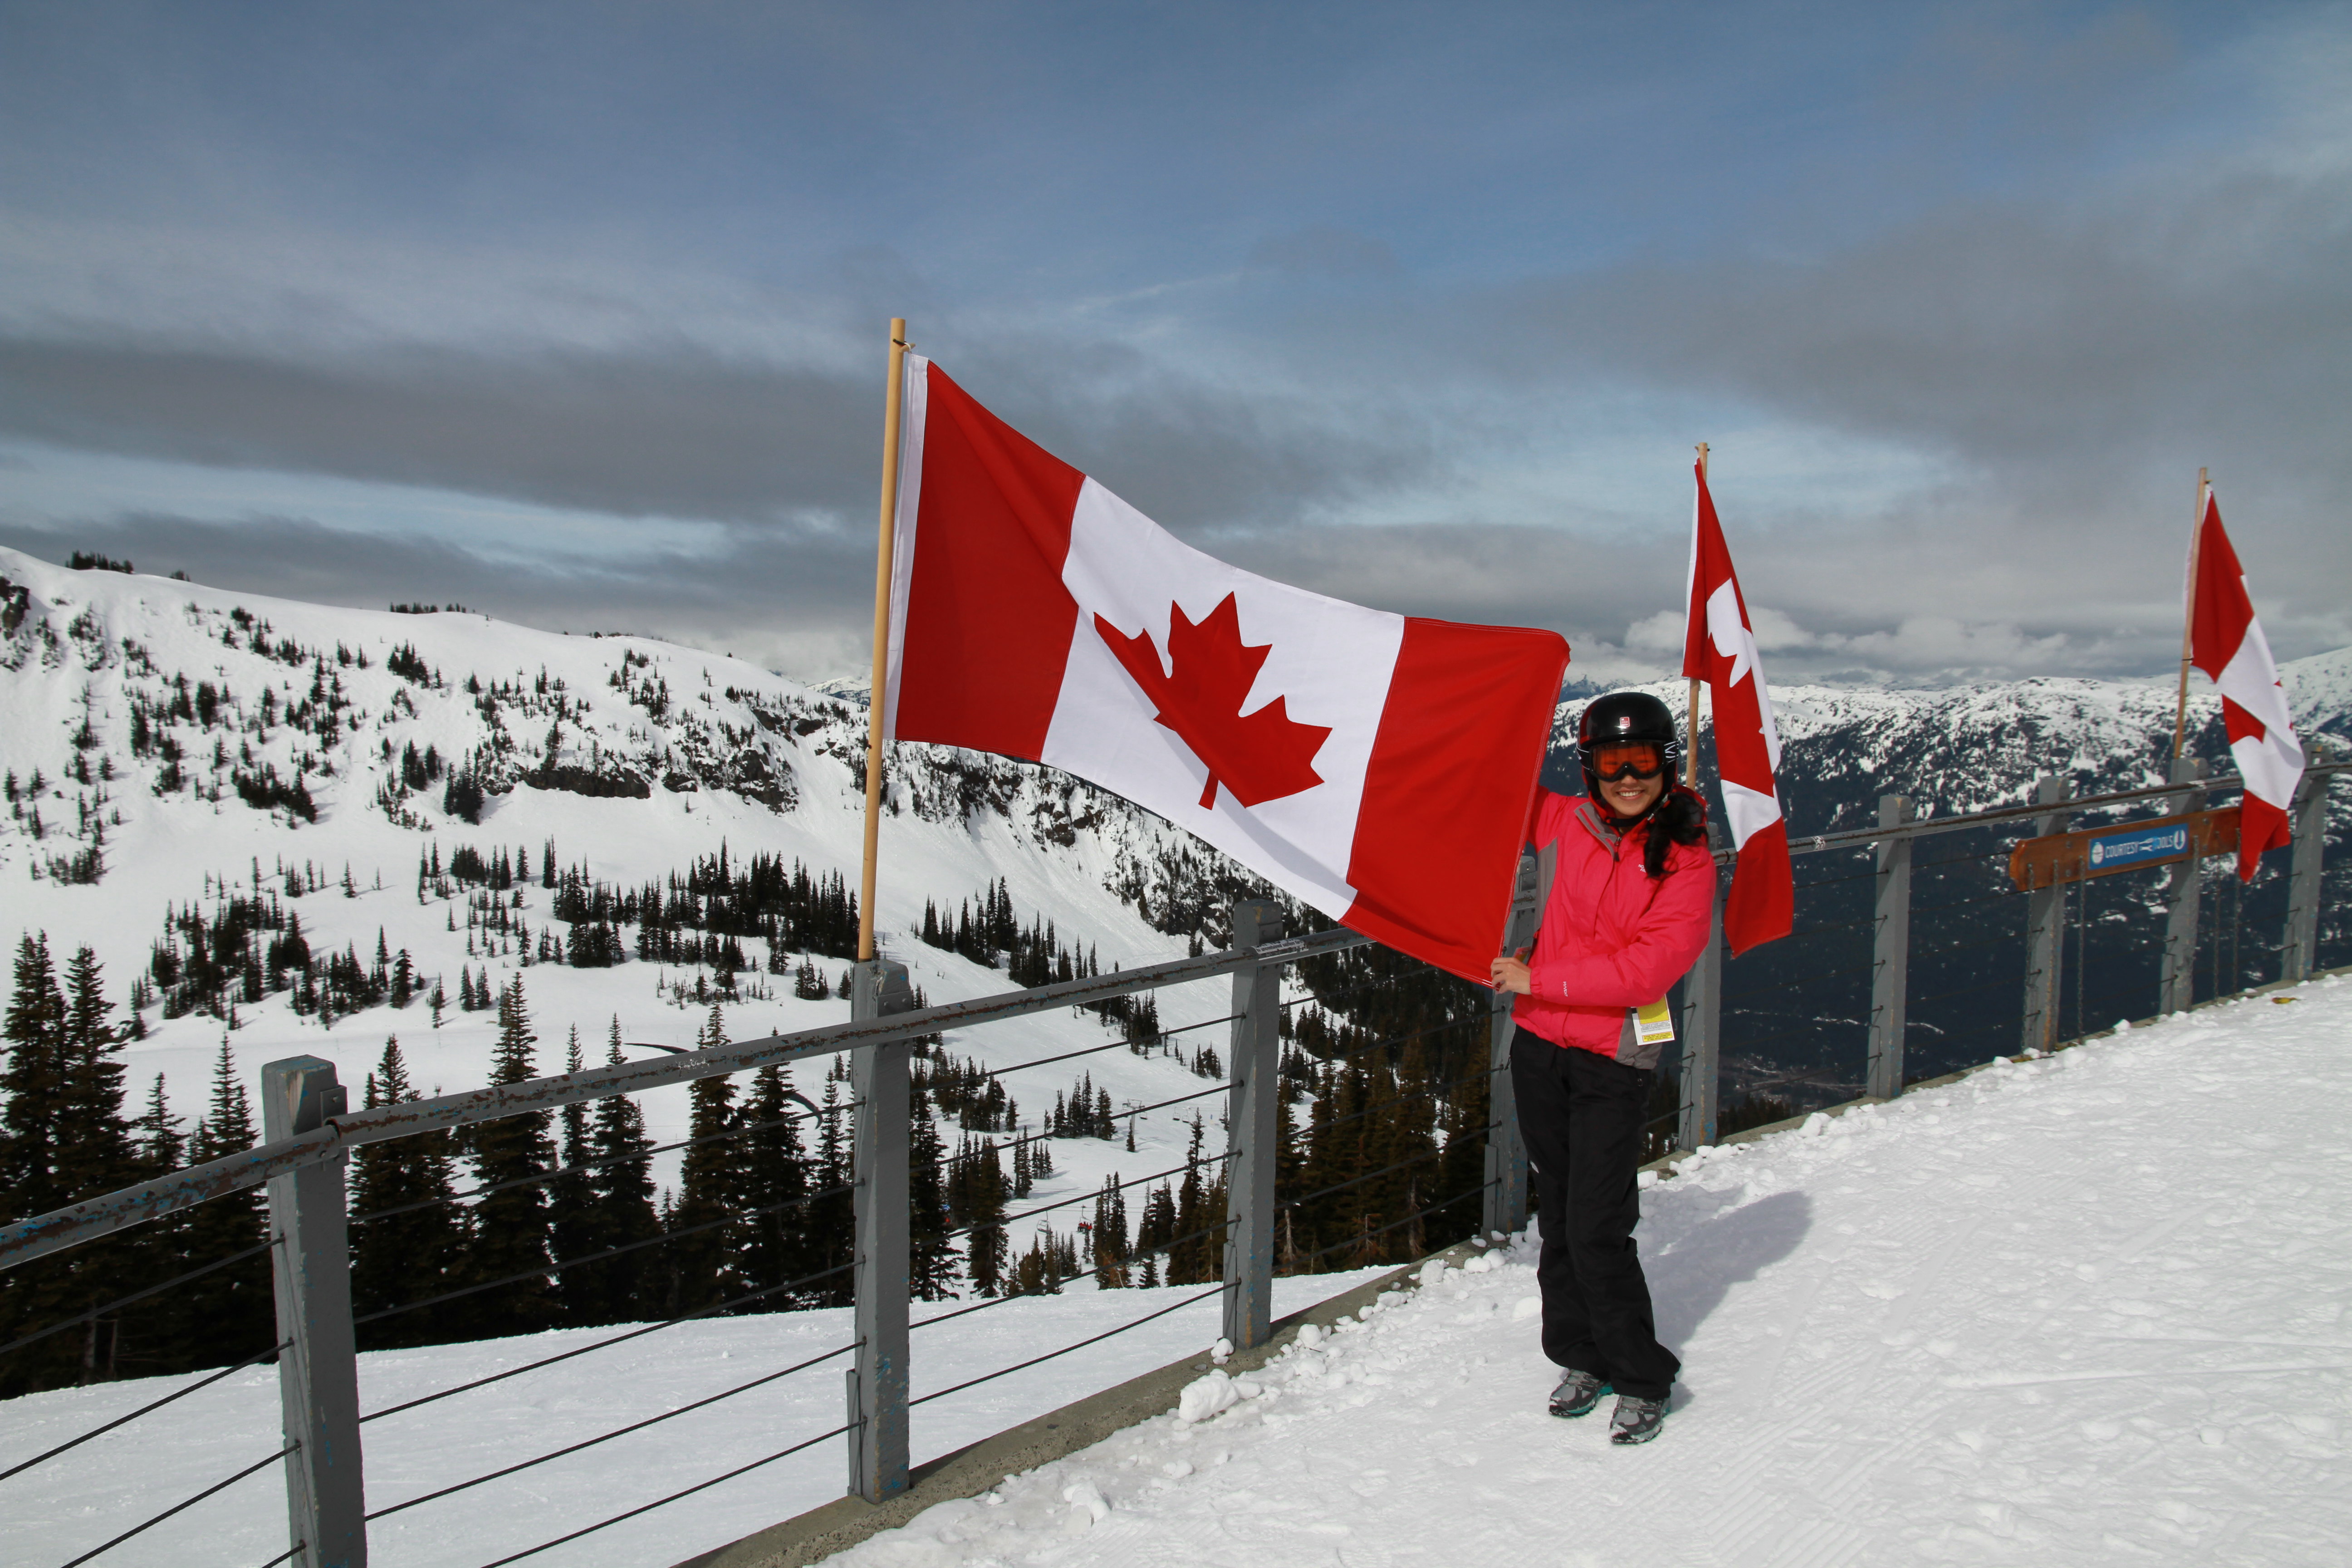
[1910,886,2021,918]
[471,1421,857,1568]
[1775,911,1880,942]
[908,1205,1242,1338]
[1290,1179,1492,1270]
[1293,1056,1494,1148]
[967,1078,1234,1172]
[1908,929,2029,964]
[354,1176,856,1327]
[363,1258,858,1424]
[51,1442,295,1568]
[365,1339,859,1523]
[941,1152,1223,1249]
[1302,1009,1487,1071]
[0,1238,276,1359]
[352,1102,834,1226]
[1719,956,1880,1008]
[0,1337,290,1483]
[909,1284,1229,1412]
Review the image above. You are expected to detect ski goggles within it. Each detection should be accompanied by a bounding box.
[1588,741,1666,781]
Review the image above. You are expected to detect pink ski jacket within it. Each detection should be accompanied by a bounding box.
[1510,789,1717,1069]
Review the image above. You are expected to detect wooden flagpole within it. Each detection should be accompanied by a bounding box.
[858,318,911,963]
[1686,442,1709,788]
[2171,466,2208,761]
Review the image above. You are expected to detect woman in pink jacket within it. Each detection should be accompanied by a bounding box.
[1491,691,1713,1446]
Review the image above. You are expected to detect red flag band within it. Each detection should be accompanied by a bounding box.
[882,357,1570,982]
[1681,459,1793,956]
[2188,492,2303,881]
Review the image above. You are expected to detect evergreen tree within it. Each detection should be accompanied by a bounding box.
[906,1085,955,1300]
[737,1062,813,1310]
[805,1073,856,1307]
[1,933,67,1222]
[949,1135,1009,1297]
[56,948,139,1200]
[1090,1175,1131,1287]
[665,1004,743,1315]
[1168,1116,1215,1284]
[549,1028,597,1323]
[462,976,557,1336]
[109,1073,194,1377]
[575,1018,661,1325]
[175,1038,273,1370]
[349,1036,466,1348]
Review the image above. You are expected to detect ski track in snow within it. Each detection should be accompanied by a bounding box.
[821,979,2352,1568]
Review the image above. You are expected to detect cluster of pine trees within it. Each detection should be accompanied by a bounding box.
[0,937,274,1398]
[5,886,1541,1396]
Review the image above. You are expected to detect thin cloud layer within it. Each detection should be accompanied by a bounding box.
[0,3,2343,685]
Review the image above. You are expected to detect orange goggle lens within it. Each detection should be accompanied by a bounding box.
[1592,742,1665,780]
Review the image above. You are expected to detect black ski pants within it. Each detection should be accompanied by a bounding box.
[1510,1026,1679,1401]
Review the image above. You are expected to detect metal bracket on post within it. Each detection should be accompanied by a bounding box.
[847,957,913,1504]
[2283,769,2328,985]
[2020,778,2073,1054]
[2161,758,2208,1014]
[1483,852,1540,1238]
[1676,823,1726,1152]
[262,1056,364,1568]
[1867,794,1914,1099]
[1221,900,1284,1352]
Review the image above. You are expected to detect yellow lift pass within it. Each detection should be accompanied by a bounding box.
[1632,999,1676,1048]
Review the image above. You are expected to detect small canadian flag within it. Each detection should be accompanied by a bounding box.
[880,357,1569,981]
[2187,490,2303,880]
[1681,457,1793,956]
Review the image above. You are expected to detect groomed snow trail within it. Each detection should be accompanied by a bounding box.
[832,979,2352,1568]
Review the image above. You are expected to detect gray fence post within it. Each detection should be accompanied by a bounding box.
[1483,852,1540,1237]
[1676,825,1726,1151]
[261,1056,365,1568]
[847,958,914,1503]
[1221,900,1283,1352]
[2161,757,2208,1014]
[1867,794,1914,1098]
[2020,777,2073,1054]
[2283,769,2329,985]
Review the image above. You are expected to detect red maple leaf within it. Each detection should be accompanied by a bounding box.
[1094,593,1333,811]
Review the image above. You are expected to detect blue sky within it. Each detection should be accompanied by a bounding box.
[1,1,2345,683]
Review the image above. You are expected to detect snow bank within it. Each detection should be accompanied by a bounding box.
[826,977,2352,1567]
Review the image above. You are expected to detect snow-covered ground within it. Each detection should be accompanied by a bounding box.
[829,976,2352,1568]
[0,1267,1396,1568]
[12,975,2349,1568]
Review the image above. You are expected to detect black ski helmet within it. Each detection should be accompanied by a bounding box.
[1576,691,1681,800]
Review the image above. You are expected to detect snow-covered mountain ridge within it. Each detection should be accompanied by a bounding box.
[0,544,1268,1189]
[2,540,2345,1137]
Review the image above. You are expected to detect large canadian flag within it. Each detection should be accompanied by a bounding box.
[2188,491,2303,881]
[1681,460,1793,956]
[880,358,1569,982]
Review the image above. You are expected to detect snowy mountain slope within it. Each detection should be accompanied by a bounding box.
[0,544,1274,1205]
[1548,643,2350,836]
[824,972,2352,1568]
[3,539,2345,1163]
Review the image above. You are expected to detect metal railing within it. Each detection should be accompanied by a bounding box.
[0,760,2341,1567]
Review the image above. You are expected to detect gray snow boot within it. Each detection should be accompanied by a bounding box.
[1608,1393,1667,1445]
[1548,1368,1611,1418]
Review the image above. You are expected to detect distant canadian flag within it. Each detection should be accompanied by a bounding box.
[2188,491,2303,881]
[1681,460,1793,956]
[880,358,1569,981]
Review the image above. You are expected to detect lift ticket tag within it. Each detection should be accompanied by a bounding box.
[1632,998,1676,1047]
